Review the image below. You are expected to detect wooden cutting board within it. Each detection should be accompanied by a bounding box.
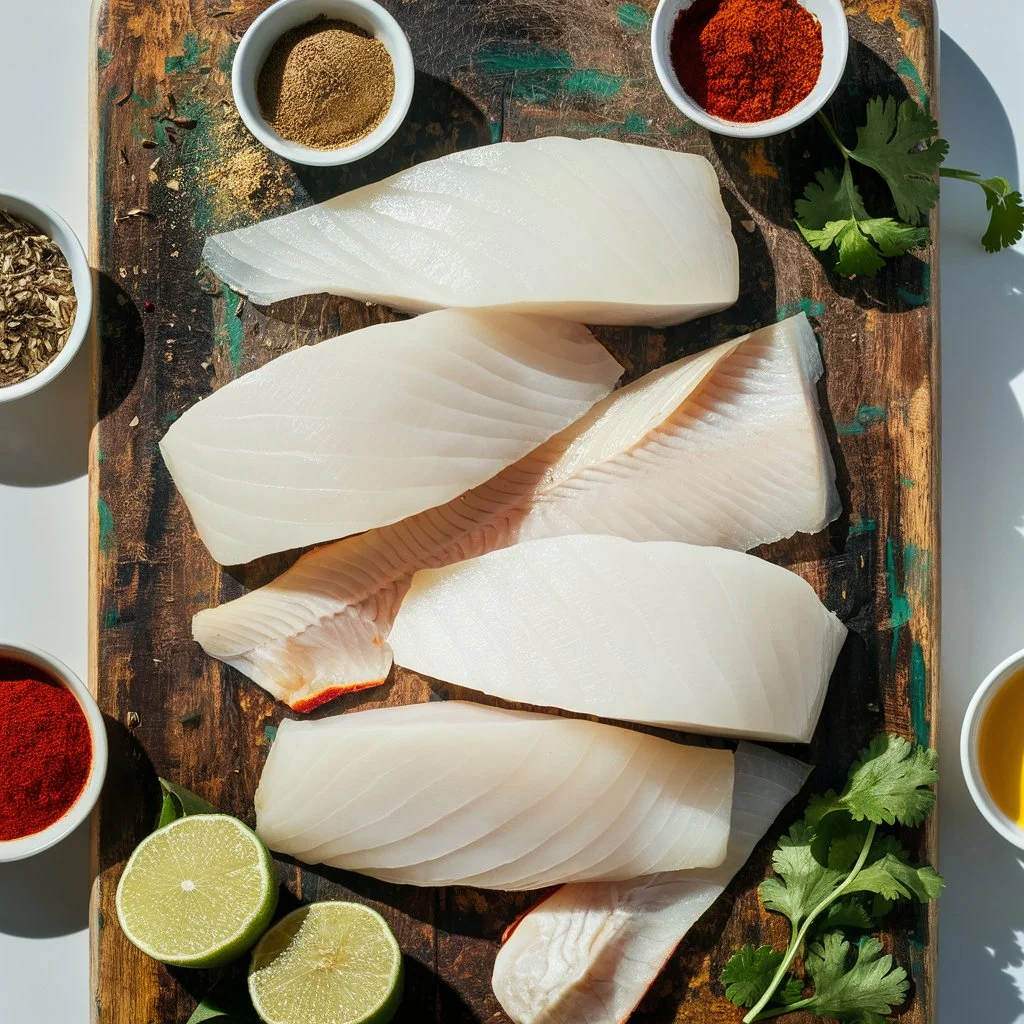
[88,1,939,1021]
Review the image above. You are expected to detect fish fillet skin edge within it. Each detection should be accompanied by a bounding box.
[254,701,735,890]
[491,742,811,1024]
[390,535,847,743]
[159,308,623,565]
[202,136,739,327]
[193,314,840,711]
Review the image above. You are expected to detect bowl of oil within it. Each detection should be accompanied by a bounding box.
[961,648,1024,848]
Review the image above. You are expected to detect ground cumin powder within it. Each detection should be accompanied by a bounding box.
[257,17,395,150]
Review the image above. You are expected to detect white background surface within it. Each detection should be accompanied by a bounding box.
[0,0,1022,1020]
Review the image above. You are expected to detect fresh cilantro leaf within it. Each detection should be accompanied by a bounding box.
[848,853,944,903]
[796,166,868,227]
[847,97,947,224]
[722,945,784,1008]
[759,821,845,928]
[819,895,877,932]
[808,735,938,827]
[796,165,928,277]
[941,168,1024,252]
[980,178,1024,251]
[802,932,909,1023]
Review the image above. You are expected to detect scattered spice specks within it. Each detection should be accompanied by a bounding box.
[126,711,141,729]
[114,207,151,224]
[143,301,155,313]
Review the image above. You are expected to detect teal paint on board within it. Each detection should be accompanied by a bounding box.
[98,498,116,554]
[776,297,826,320]
[623,112,650,133]
[835,405,887,435]
[885,537,912,665]
[617,3,651,30]
[909,642,929,745]
[897,56,928,106]
[166,33,210,74]
[848,517,878,537]
[564,70,623,99]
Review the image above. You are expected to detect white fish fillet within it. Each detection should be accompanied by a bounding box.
[193,315,839,711]
[202,137,739,327]
[390,536,847,743]
[254,701,734,890]
[492,743,811,1024]
[160,309,622,565]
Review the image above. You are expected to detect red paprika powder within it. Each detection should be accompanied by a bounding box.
[0,657,92,841]
[670,0,824,123]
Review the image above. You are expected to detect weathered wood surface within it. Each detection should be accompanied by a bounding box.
[89,0,939,1021]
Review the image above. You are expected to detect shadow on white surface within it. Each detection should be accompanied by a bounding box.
[0,820,91,938]
[938,31,1024,1024]
[0,337,90,487]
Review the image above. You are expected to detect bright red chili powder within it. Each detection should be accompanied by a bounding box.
[670,0,824,123]
[0,658,92,841]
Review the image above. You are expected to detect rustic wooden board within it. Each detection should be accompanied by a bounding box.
[88,1,939,1021]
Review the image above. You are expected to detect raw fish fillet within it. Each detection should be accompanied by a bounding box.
[193,315,839,711]
[160,309,622,565]
[254,701,734,890]
[390,536,847,743]
[202,137,739,327]
[492,743,811,1024]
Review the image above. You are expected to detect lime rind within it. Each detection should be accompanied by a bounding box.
[249,901,404,1024]
[115,814,278,968]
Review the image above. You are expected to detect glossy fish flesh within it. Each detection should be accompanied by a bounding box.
[389,535,847,743]
[254,701,735,890]
[160,309,622,565]
[193,315,838,711]
[491,743,811,1024]
[202,137,739,327]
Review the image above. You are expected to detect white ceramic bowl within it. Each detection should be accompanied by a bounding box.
[650,0,850,138]
[0,642,108,863]
[232,0,415,166]
[0,193,93,405]
[961,647,1024,849]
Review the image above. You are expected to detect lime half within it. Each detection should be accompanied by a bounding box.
[249,902,404,1024]
[115,814,278,968]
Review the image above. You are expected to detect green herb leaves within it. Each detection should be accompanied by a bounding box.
[940,169,1024,252]
[721,734,941,1024]
[808,735,938,827]
[846,97,947,224]
[156,777,217,830]
[795,96,1022,276]
[801,933,908,1024]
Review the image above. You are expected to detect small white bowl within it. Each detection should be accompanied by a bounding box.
[961,647,1024,850]
[0,193,93,405]
[0,642,108,863]
[232,0,415,166]
[650,0,849,139]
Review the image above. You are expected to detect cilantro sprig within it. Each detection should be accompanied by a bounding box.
[796,96,1024,277]
[721,734,942,1024]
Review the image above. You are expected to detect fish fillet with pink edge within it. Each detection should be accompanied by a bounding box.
[491,742,811,1024]
[202,137,739,327]
[193,314,839,712]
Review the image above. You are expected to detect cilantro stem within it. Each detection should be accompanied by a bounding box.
[939,167,983,182]
[748,997,815,1020]
[743,822,879,1023]
[816,111,851,158]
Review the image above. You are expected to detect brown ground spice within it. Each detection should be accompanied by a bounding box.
[257,17,395,151]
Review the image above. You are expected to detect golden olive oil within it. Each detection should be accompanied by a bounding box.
[979,666,1024,825]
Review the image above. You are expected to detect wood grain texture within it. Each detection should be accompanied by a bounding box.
[88,0,939,1021]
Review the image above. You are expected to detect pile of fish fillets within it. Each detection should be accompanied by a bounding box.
[160,136,846,1024]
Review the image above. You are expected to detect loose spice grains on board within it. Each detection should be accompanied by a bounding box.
[0,211,77,386]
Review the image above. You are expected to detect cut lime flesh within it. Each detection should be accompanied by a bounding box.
[115,814,278,968]
[249,902,404,1024]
